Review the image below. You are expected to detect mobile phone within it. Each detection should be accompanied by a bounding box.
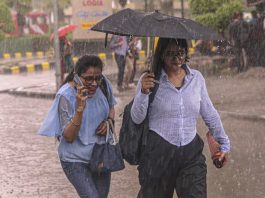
[213,157,225,168]
[73,74,84,86]
[73,74,88,96]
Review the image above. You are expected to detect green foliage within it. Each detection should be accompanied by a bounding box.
[2,0,32,14]
[38,0,71,12]
[0,3,15,36]
[0,35,51,54]
[189,0,243,34]
[0,30,5,41]
[189,0,223,15]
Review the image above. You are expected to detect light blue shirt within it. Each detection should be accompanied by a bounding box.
[38,76,117,163]
[131,65,230,153]
[110,35,128,56]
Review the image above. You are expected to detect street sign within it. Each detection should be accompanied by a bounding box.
[71,0,112,40]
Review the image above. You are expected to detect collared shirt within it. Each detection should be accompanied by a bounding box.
[38,76,117,163]
[131,65,230,152]
[110,35,128,56]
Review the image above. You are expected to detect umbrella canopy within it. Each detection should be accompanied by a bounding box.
[50,24,77,40]
[91,8,222,40]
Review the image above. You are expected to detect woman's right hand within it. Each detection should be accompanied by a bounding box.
[76,85,90,113]
[141,72,155,94]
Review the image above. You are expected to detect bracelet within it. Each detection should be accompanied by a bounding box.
[70,118,81,128]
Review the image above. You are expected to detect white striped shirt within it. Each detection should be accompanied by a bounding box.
[131,65,230,152]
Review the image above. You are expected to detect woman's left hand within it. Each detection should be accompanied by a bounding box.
[96,120,108,136]
[214,151,228,167]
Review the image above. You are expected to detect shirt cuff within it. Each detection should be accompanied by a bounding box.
[135,91,149,103]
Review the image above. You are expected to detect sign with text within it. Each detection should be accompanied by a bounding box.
[72,0,112,40]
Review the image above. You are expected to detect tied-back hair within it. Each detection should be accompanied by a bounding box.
[152,38,189,79]
[62,54,104,86]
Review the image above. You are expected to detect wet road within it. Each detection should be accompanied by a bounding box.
[0,70,265,197]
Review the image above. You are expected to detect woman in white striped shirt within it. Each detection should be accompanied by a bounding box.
[131,38,230,198]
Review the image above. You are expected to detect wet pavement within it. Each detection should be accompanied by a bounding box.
[0,66,265,197]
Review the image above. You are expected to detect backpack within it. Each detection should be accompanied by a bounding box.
[119,74,160,165]
[100,76,110,104]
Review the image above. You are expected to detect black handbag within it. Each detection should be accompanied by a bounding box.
[90,121,125,173]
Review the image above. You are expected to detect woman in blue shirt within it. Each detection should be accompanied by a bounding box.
[131,38,230,198]
[39,55,116,198]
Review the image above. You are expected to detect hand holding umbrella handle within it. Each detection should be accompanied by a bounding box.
[141,72,156,94]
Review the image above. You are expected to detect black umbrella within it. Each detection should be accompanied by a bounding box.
[91,8,223,40]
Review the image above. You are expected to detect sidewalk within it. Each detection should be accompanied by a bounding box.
[0,59,130,99]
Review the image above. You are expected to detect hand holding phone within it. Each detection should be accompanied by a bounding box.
[73,74,89,96]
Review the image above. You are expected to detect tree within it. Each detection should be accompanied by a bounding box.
[189,0,243,36]
[38,0,71,23]
[2,0,32,14]
[0,3,15,41]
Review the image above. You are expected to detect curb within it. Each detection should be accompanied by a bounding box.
[7,72,119,100]
[8,88,56,99]
[2,51,45,59]
[0,61,55,74]
[0,50,148,75]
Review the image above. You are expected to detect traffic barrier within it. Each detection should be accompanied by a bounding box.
[73,56,78,64]
[11,66,19,74]
[139,50,145,59]
[138,50,146,67]
[98,53,106,60]
[15,52,22,59]
[0,61,55,75]
[26,52,33,58]
[42,62,50,71]
[98,53,107,65]
[36,51,44,58]
[3,53,11,59]
[189,47,195,55]
[26,64,35,73]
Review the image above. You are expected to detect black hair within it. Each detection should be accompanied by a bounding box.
[62,54,104,86]
[152,38,189,78]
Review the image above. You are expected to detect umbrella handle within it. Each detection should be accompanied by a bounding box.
[146,37,155,73]
[104,33,108,48]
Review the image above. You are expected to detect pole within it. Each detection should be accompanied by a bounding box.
[144,0,147,12]
[145,0,151,58]
[181,0,184,18]
[53,0,61,91]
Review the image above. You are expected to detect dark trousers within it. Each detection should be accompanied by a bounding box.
[234,47,248,72]
[129,57,137,83]
[137,131,207,198]
[114,53,126,87]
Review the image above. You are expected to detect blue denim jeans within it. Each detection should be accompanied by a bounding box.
[61,161,111,198]
[114,53,126,87]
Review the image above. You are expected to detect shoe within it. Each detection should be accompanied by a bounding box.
[128,83,136,88]
[117,86,124,92]
[124,84,135,90]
